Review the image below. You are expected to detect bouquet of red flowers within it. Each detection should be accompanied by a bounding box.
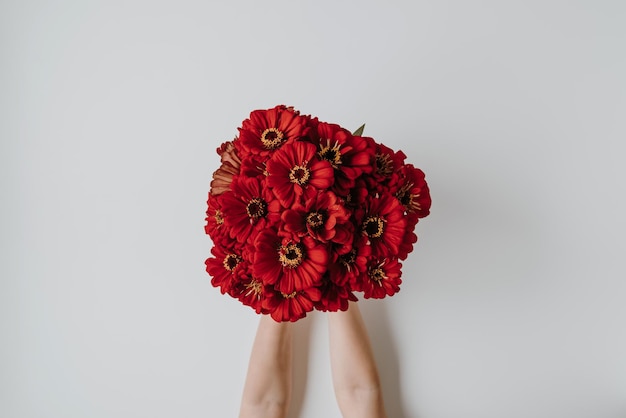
[204,105,431,322]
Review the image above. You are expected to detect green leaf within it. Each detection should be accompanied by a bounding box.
[352,124,365,136]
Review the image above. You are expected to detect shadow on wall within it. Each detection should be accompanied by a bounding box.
[361,300,410,418]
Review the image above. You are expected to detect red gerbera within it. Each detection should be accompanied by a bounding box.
[205,244,247,296]
[220,176,280,244]
[266,141,334,207]
[253,228,328,294]
[310,122,375,197]
[358,257,403,299]
[358,193,407,258]
[281,190,352,249]
[237,105,308,157]
[262,285,322,322]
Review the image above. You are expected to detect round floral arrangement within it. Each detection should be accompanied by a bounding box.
[204,105,431,322]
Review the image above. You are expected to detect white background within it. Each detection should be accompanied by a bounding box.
[2,1,625,417]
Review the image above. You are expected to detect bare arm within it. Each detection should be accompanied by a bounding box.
[239,315,293,418]
[328,302,388,418]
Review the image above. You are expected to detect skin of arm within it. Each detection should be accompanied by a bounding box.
[238,302,387,418]
[328,301,388,418]
[238,315,293,418]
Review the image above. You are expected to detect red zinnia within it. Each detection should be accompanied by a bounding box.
[220,176,280,244]
[310,122,374,197]
[391,164,432,218]
[396,212,419,261]
[266,141,334,207]
[253,228,328,294]
[315,276,358,312]
[329,235,371,286]
[358,193,407,258]
[205,245,247,296]
[281,190,352,248]
[239,153,269,179]
[262,285,322,322]
[204,193,225,240]
[210,140,242,196]
[363,138,407,193]
[358,257,403,299]
[234,271,269,314]
[237,105,308,157]
[388,164,431,260]
[342,177,369,210]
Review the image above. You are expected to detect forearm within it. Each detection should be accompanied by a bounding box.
[328,302,387,418]
[239,315,293,418]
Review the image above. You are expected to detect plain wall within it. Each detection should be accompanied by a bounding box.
[2,1,625,417]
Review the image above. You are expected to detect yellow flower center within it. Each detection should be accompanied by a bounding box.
[260,127,285,149]
[215,209,224,225]
[223,254,242,272]
[288,165,311,185]
[375,153,393,177]
[281,291,298,299]
[244,279,263,299]
[278,243,304,268]
[362,216,385,238]
[246,197,268,219]
[395,182,421,213]
[306,211,324,228]
[339,249,357,270]
[318,140,342,168]
[368,266,386,282]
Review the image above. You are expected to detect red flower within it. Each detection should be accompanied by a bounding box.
[239,153,269,179]
[237,105,308,157]
[281,190,352,248]
[263,285,322,322]
[358,257,403,299]
[363,138,407,193]
[204,193,225,239]
[210,140,242,196]
[234,271,269,314]
[253,228,328,294]
[220,176,280,244]
[315,276,358,312]
[342,177,369,210]
[396,213,419,261]
[391,164,432,218]
[310,122,374,196]
[358,193,407,258]
[205,245,247,296]
[329,235,371,286]
[266,141,334,207]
